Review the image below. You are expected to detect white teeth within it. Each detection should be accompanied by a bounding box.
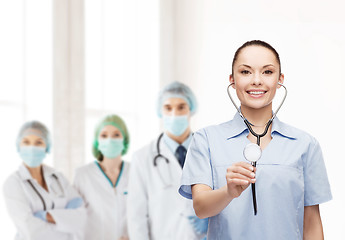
[248,91,265,95]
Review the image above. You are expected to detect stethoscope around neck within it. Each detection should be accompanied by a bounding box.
[153,133,174,188]
[153,133,169,166]
[227,82,288,215]
[27,173,64,211]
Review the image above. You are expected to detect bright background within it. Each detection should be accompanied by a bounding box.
[0,0,344,238]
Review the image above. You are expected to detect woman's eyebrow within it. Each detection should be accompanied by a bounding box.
[239,64,276,69]
[263,64,275,68]
[239,64,252,69]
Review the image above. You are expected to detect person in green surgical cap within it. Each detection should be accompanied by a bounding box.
[73,114,130,240]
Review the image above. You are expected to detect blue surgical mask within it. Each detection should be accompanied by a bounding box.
[98,138,124,159]
[163,115,189,136]
[19,146,46,167]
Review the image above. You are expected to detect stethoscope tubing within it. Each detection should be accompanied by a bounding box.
[153,133,169,166]
[227,82,288,215]
[153,133,174,188]
[27,180,47,211]
[27,173,63,211]
[227,83,287,124]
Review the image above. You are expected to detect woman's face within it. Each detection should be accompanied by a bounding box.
[98,125,123,140]
[230,45,284,111]
[20,135,46,149]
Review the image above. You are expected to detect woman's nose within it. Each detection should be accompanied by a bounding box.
[252,73,262,86]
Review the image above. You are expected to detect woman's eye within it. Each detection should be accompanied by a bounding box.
[178,105,186,111]
[241,70,250,75]
[100,134,107,138]
[113,133,120,138]
[263,70,273,74]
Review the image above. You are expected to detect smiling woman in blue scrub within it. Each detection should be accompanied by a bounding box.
[3,121,86,240]
[73,114,130,240]
[179,40,332,239]
[127,81,207,240]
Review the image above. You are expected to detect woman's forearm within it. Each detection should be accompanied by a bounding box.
[303,205,323,240]
[192,185,233,219]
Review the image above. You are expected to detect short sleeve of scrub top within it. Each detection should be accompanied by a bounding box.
[303,138,332,206]
[179,129,213,199]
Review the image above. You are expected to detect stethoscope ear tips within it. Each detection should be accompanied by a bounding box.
[243,143,262,163]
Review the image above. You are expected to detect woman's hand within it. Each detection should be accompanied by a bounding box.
[192,161,257,219]
[46,212,56,224]
[226,162,256,199]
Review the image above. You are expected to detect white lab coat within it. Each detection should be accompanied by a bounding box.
[73,161,129,240]
[2,164,87,240]
[127,136,205,240]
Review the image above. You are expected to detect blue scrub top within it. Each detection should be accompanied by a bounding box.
[179,113,332,240]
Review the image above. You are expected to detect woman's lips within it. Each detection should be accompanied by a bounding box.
[246,90,267,98]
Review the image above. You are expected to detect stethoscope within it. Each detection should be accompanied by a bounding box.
[27,174,64,211]
[153,133,175,189]
[227,82,288,215]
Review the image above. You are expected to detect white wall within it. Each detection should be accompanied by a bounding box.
[169,0,345,238]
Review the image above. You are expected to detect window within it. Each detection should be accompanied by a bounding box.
[0,0,53,237]
[84,0,160,162]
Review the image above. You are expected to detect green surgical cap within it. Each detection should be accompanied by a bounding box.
[156,81,198,118]
[92,114,130,161]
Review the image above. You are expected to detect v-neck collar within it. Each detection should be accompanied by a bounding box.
[95,161,124,188]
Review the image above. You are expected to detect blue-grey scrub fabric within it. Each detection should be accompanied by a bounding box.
[179,112,332,240]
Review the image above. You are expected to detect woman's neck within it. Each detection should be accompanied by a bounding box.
[240,104,273,127]
[100,155,122,173]
[166,127,191,144]
[25,164,48,191]
[26,164,43,181]
[241,104,274,150]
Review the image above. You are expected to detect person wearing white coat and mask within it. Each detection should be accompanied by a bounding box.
[127,81,208,240]
[3,121,86,240]
[73,114,130,240]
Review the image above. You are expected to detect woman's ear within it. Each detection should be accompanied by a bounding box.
[277,73,284,88]
[229,75,236,89]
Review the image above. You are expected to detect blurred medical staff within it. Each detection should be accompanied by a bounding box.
[127,81,208,240]
[74,114,130,240]
[3,121,86,240]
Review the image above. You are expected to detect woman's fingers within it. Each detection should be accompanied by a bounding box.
[226,162,257,198]
[226,162,256,186]
[227,172,256,184]
[227,162,256,179]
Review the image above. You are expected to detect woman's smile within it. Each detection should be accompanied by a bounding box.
[246,89,267,98]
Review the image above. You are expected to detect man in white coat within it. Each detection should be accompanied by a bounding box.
[127,81,208,240]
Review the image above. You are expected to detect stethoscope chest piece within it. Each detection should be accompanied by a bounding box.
[243,143,262,163]
[243,142,261,215]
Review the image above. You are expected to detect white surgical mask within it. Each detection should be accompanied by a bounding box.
[19,146,46,167]
[98,138,124,159]
[163,115,189,136]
